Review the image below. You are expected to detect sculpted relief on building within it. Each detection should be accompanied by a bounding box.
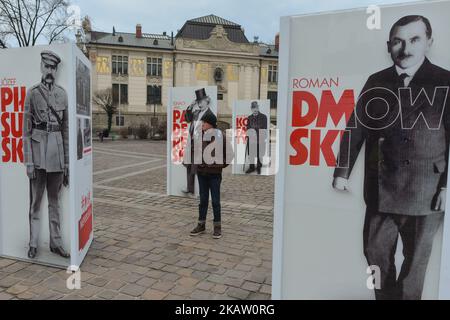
[196,63,209,81]
[177,25,259,55]
[163,60,173,78]
[130,58,145,77]
[96,56,111,75]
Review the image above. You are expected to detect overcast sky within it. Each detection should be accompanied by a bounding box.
[72,0,421,43]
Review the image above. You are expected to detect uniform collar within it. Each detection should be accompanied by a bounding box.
[40,79,55,92]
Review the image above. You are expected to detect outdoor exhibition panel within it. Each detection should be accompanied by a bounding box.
[273,0,450,299]
[167,86,218,197]
[0,43,93,268]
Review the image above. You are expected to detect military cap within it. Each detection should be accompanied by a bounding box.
[41,50,61,66]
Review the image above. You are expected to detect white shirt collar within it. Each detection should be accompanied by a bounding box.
[395,57,425,78]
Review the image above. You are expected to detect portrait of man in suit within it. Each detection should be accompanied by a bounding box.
[333,15,450,300]
[245,101,268,175]
[182,88,215,195]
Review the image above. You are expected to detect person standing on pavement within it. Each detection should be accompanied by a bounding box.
[190,113,233,239]
[182,88,215,196]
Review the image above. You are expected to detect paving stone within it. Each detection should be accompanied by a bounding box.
[120,284,146,297]
[227,288,250,300]
[224,270,247,279]
[78,284,103,298]
[2,262,29,273]
[112,294,136,300]
[245,272,267,284]
[142,289,168,300]
[211,284,228,294]
[170,285,195,296]
[248,292,271,300]
[152,281,175,292]
[0,277,21,288]
[260,284,272,295]
[0,292,14,300]
[242,281,261,292]
[6,284,29,295]
[224,278,245,288]
[0,259,16,268]
[87,277,109,287]
[196,281,215,291]
[17,291,36,300]
[96,289,119,300]
[190,289,214,300]
[136,277,157,288]
[176,277,200,288]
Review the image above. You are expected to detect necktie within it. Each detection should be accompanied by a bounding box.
[398,73,409,87]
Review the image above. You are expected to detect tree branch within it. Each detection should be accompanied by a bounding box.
[0,0,71,47]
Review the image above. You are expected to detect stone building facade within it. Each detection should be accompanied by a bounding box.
[84,15,278,132]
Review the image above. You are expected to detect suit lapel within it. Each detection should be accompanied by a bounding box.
[383,66,402,128]
[400,59,435,120]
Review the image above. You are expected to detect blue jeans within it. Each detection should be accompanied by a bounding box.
[198,173,222,224]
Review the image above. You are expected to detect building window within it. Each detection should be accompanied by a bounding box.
[268,64,278,83]
[147,57,162,77]
[147,85,162,105]
[112,84,128,105]
[112,55,128,75]
[116,115,124,127]
[268,91,278,109]
[217,93,224,101]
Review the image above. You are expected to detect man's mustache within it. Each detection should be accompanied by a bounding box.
[397,53,413,60]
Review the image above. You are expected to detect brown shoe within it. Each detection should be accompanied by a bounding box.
[213,224,222,239]
[190,223,206,236]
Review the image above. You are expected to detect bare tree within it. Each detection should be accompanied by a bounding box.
[0,0,74,47]
[93,88,117,133]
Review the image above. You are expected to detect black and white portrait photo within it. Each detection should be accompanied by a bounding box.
[84,118,92,149]
[182,88,215,195]
[22,50,71,260]
[245,101,268,175]
[275,1,450,301]
[333,15,450,300]
[76,57,90,116]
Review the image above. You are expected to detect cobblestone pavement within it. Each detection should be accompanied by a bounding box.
[0,140,274,300]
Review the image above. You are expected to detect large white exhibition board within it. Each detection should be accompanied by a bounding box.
[167,86,217,197]
[232,100,273,176]
[0,43,93,268]
[273,0,450,299]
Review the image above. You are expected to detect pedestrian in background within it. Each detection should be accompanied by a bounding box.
[190,113,233,239]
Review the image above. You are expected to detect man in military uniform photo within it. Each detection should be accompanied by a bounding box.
[22,50,70,259]
[245,101,268,175]
[182,88,215,195]
[333,15,450,300]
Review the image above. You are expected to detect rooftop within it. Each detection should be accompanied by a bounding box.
[85,15,278,57]
[188,14,240,27]
[176,14,249,44]
[88,30,173,50]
